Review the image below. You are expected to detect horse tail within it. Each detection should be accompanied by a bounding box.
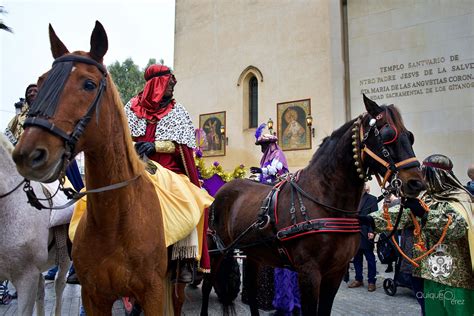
[214,252,241,315]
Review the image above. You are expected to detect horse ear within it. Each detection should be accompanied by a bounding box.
[89,21,108,63]
[363,94,383,117]
[49,24,69,59]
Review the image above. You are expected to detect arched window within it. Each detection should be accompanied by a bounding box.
[237,66,263,130]
[249,76,258,128]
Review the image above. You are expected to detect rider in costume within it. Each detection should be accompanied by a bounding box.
[251,123,289,183]
[247,125,301,315]
[125,64,212,281]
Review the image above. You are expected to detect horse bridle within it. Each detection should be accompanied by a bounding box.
[352,111,419,193]
[18,55,139,210]
[24,55,108,165]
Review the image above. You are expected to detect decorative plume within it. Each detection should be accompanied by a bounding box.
[255,123,266,141]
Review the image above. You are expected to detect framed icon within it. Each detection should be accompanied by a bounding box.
[277,99,311,151]
[199,111,226,157]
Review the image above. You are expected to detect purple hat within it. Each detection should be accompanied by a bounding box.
[255,123,278,145]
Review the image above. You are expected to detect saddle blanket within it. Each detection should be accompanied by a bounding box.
[69,161,213,259]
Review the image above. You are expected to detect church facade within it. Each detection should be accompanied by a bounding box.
[173,0,473,183]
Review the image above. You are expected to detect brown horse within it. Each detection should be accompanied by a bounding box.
[203,96,425,315]
[12,22,185,315]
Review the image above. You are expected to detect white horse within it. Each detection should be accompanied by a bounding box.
[0,133,71,315]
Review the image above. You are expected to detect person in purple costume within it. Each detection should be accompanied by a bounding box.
[250,124,301,315]
[250,123,289,183]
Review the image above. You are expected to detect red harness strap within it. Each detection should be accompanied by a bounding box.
[276,218,360,242]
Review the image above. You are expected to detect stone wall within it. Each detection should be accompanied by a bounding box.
[347,0,473,183]
[174,0,345,172]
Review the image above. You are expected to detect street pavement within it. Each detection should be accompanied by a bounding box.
[0,260,421,315]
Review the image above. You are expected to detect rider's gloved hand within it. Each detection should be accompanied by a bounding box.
[134,142,156,157]
[250,167,262,174]
[250,167,262,173]
[405,197,427,217]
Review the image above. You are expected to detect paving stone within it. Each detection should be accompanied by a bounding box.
[0,259,421,315]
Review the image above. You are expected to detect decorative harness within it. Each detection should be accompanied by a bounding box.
[209,110,422,267]
[10,55,140,210]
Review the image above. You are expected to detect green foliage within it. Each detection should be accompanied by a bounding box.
[107,58,167,104]
[108,58,145,104]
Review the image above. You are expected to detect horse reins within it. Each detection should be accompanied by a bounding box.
[23,175,141,210]
[0,179,26,199]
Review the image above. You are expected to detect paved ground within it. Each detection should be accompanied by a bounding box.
[0,260,421,315]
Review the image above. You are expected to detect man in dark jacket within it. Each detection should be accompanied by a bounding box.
[348,184,379,292]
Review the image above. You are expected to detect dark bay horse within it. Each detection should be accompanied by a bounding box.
[203,95,425,315]
[12,22,186,315]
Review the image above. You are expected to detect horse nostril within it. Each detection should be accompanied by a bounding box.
[29,148,48,169]
[407,179,425,192]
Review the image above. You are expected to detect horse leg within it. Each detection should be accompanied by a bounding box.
[13,268,41,316]
[81,289,114,316]
[317,270,346,316]
[172,283,186,315]
[243,260,259,316]
[53,259,70,315]
[298,267,321,316]
[35,273,45,316]
[200,272,214,316]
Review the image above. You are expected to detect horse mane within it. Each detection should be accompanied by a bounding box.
[309,118,357,167]
[105,74,145,174]
[383,104,407,133]
[309,104,407,167]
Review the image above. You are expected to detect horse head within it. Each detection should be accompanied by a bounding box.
[13,21,110,182]
[357,94,424,197]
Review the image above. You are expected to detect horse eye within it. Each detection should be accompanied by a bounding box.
[83,80,97,91]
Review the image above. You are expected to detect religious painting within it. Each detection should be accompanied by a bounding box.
[199,111,226,157]
[277,99,312,151]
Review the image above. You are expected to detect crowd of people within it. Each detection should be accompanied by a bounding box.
[3,64,473,316]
